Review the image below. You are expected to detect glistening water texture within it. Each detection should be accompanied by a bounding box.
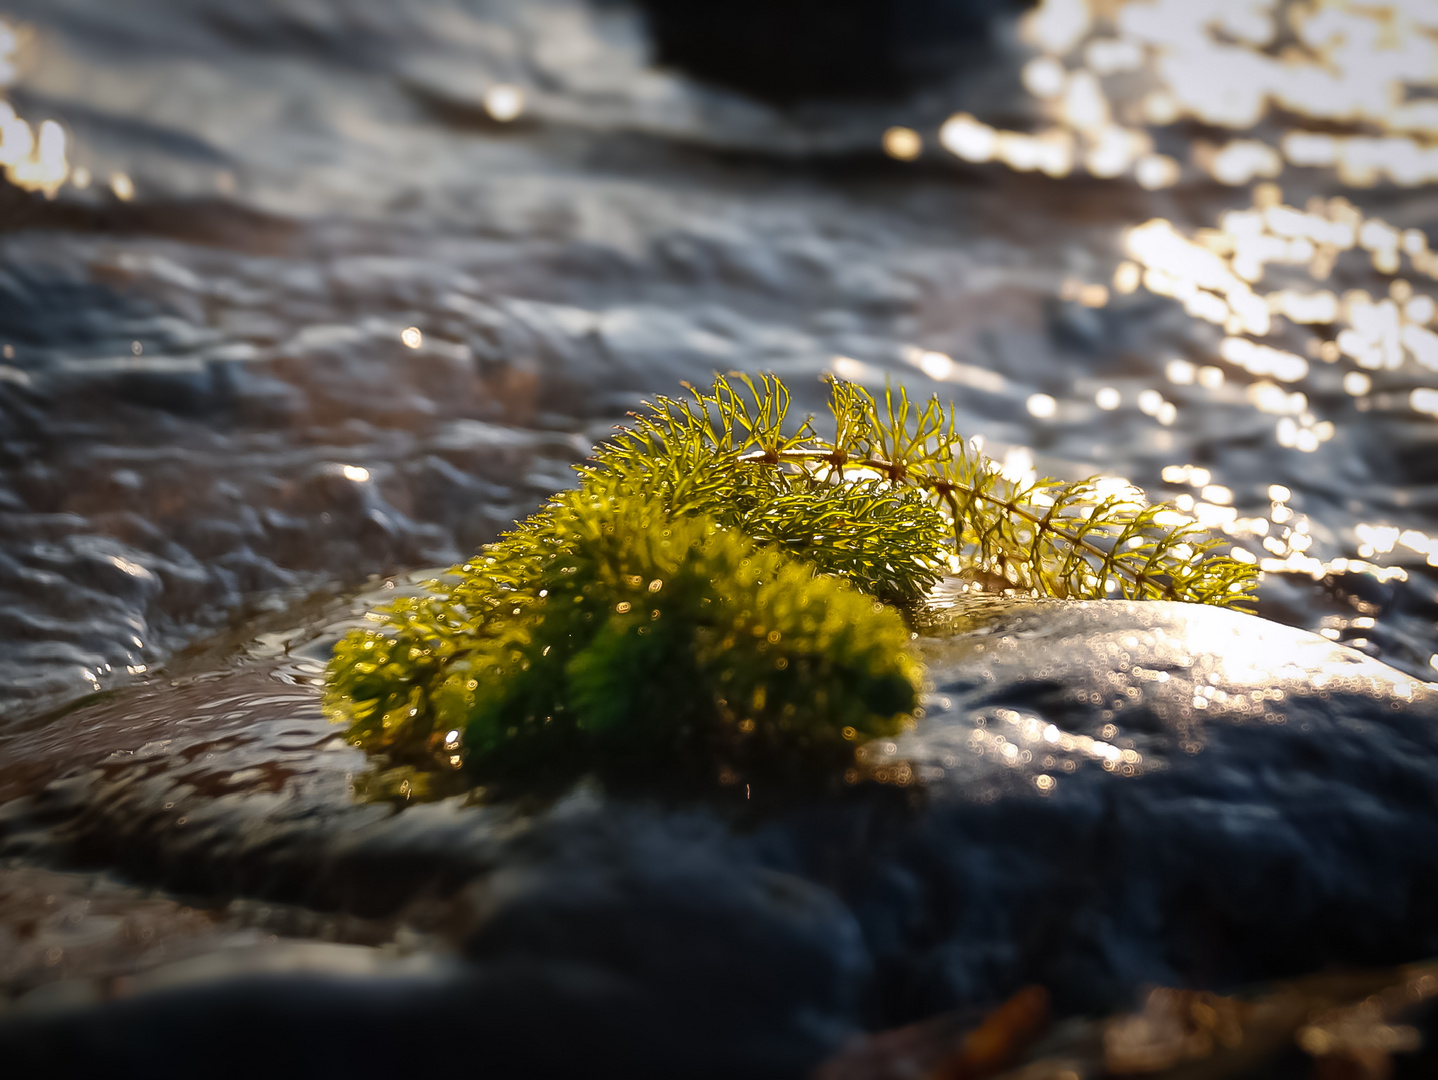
[0,0,1435,726]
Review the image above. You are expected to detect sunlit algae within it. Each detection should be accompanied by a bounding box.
[325,375,1256,783]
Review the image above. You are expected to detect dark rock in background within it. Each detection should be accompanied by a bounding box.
[634,0,1027,102]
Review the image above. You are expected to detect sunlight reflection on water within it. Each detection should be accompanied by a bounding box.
[887,0,1438,640]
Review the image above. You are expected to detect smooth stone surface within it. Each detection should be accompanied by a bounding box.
[2,945,821,1080]
[2,599,1437,1076]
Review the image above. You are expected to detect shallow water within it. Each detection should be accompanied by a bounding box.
[0,0,1434,723]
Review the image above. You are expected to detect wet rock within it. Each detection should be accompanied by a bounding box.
[636,0,1021,102]
[0,864,302,997]
[2,600,1437,1075]
[460,802,872,1039]
[0,944,820,1080]
[861,600,1438,1016]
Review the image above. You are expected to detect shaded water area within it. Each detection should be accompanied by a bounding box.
[2,0,1438,1076]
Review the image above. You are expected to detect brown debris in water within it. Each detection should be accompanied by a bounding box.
[817,963,1438,1080]
[815,986,1050,1080]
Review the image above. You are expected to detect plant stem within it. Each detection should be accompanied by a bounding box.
[739,446,1183,600]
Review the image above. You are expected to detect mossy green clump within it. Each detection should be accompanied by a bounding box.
[326,492,919,783]
[325,373,1257,786]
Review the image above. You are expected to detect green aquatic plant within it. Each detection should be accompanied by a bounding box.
[326,493,920,784]
[325,374,1257,783]
[590,374,1255,606]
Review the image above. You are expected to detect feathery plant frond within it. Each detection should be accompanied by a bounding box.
[583,373,950,604]
[845,381,1256,605]
[325,373,1257,783]
[596,373,1256,606]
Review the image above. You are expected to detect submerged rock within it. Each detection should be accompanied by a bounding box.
[1,599,1436,1077]
[636,0,1020,102]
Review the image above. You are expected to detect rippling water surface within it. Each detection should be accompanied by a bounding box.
[0,0,1435,723]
